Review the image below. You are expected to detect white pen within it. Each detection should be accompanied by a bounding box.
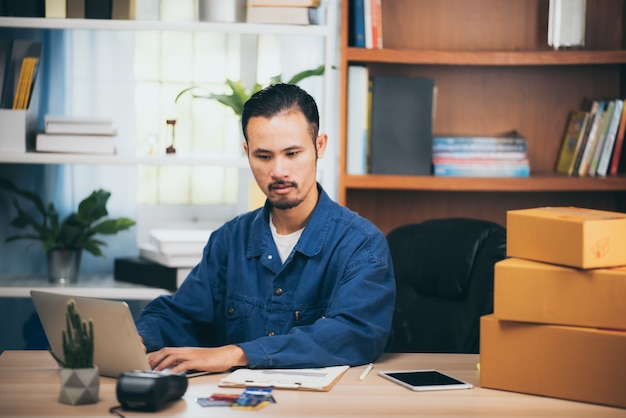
[359,363,374,381]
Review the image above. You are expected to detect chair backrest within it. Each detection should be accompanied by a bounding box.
[386,218,506,354]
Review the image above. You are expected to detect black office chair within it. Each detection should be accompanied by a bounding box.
[386,218,507,354]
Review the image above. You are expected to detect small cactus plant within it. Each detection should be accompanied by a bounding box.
[51,300,94,369]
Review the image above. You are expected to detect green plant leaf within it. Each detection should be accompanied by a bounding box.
[286,64,326,85]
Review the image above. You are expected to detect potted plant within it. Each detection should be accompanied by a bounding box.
[53,299,99,405]
[174,64,327,117]
[0,177,135,284]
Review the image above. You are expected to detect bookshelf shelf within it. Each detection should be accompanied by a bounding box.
[0,151,249,167]
[0,16,333,36]
[347,48,626,66]
[338,0,626,233]
[344,174,626,193]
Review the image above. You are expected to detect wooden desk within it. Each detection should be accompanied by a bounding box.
[0,350,624,417]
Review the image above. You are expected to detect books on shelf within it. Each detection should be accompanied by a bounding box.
[35,133,116,154]
[248,5,319,25]
[432,132,530,178]
[149,228,212,255]
[0,40,42,110]
[555,97,626,177]
[348,0,383,49]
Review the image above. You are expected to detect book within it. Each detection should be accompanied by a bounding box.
[3,0,45,17]
[66,0,85,18]
[596,99,624,176]
[85,0,112,19]
[248,6,316,25]
[219,365,350,391]
[346,65,369,175]
[548,0,586,49]
[609,99,626,176]
[588,99,615,176]
[363,0,373,48]
[35,133,116,154]
[44,115,116,135]
[433,151,527,161]
[433,161,530,178]
[369,76,434,175]
[139,243,201,268]
[432,135,528,153]
[571,99,599,176]
[370,0,383,49]
[555,109,589,175]
[114,257,191,291]
[111,0,135,19]
[45,0,66,17]
[349,0,366,48]
[248,0,320,6]
[148,228,212,255]
[12,57,38,110]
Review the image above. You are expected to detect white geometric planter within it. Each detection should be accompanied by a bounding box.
[58,366,100,405]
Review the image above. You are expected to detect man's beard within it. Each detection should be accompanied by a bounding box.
[268,181,302,210]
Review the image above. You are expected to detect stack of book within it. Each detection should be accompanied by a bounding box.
[348,0,383,49]
[555,97,626,177]
[248,0,322,25]
[139,228,212,269]
[480,206,626,409]
[432,131,530,177]
[117,228,212,290]
[36,115,117,154]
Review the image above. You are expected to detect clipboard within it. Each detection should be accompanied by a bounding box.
[218,365,350,391]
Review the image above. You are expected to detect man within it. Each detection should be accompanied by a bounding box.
[136,83,396,373]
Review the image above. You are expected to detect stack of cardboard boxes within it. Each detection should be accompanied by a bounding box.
[480,206,626,409]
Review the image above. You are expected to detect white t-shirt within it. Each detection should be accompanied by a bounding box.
[269,214,304,263]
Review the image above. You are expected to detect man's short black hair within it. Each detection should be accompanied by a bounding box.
[241,83,320,142]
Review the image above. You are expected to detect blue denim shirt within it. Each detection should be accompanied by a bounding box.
[135,186,396,368]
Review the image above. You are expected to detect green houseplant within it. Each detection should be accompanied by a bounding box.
[0,177,135,283]
[54,299,99,405]
[174,64,326,116]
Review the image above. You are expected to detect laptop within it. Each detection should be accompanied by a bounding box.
[30,290,152,378]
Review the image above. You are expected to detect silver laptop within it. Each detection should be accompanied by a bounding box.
[30,290,151,378]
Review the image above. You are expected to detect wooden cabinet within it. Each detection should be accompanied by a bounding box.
[338,0,626,234]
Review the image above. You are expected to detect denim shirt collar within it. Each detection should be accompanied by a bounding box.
[246,183,331,260]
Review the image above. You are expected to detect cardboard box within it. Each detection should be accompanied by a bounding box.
[507,206,626,268]
[480,315,626,409]
[494,258,626,330]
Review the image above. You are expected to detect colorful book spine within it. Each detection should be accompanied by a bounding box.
[433,162,530,178]
[432,136,528,153]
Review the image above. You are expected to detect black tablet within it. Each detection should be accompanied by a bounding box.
[378,369,474,391]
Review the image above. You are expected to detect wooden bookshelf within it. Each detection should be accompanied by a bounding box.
[338,0,626,233]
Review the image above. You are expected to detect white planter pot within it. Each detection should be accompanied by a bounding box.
[58,366,99,405]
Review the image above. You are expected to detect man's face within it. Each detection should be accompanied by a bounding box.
[243,110,327,210]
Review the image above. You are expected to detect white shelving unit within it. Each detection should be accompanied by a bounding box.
[0,5,340,190]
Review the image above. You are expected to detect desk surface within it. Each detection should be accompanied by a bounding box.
[1,351,624,418]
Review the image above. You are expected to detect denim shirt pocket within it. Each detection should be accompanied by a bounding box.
[223,297,256,343]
